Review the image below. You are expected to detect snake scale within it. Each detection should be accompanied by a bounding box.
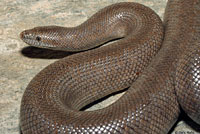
[20,0,200,133]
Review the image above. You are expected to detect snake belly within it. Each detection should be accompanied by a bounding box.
[20,0,200,133]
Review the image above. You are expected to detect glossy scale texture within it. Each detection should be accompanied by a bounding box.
[20,0,200,133]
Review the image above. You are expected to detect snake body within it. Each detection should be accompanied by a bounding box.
[20,0,200,133]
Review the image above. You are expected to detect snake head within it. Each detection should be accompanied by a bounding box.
[20,26,69,50]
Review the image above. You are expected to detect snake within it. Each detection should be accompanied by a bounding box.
[19,0,200,133]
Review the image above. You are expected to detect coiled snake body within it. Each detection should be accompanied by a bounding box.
[20,0,200,133]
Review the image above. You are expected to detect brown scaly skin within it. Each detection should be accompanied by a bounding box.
[20,0,200,133]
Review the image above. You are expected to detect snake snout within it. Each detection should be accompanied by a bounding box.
[19,29,39,47]
[20,30,32,40]
[20,30,26,40]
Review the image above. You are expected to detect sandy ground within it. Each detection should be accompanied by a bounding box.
[0,0,200,133]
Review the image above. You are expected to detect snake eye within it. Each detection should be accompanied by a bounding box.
[36,36,41,41]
